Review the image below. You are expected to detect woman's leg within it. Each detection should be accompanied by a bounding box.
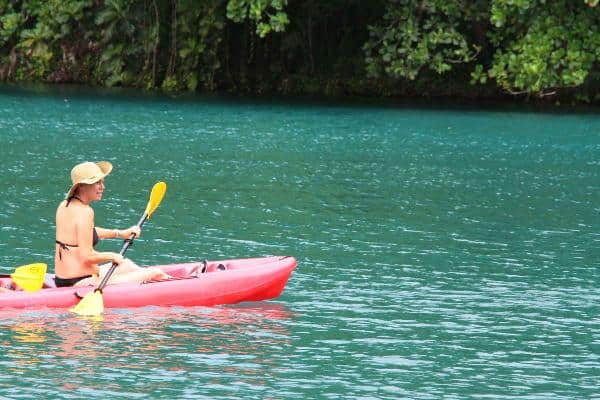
[101,268,164,285]
[74,260,170,287]
[98,260,169,285]
[108,259,141,273]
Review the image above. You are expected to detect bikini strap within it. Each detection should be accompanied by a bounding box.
[55,240,78,250]
[55,240,78,260]
[66,195,82,207]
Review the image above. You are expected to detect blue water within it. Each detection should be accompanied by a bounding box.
[0,85,599,399]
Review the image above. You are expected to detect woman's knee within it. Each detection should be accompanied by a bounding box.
[118,258,140,272]
[146,267,169,280]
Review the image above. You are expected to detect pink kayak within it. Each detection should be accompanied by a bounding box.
[0,256,297,310]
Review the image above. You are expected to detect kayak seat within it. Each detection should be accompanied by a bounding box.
[158,261,226,277]
[203,263,227,273]
[186,262,203,277]
[164,263,203,278]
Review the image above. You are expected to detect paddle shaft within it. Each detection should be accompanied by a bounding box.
[95,212,148,292]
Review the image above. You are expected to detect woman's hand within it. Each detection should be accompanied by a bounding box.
[119,225,141,239]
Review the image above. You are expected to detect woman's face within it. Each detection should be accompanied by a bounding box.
[79,179,105,201]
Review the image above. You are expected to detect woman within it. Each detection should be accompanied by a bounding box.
[54,161,169,287]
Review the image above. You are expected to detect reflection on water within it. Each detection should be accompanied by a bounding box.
[0,304,293,397]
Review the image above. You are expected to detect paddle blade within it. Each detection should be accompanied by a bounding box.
[70,290,104,316]
[11,263,47,292]
[145,181,167,219]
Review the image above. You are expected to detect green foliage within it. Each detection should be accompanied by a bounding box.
[16,0,93,79]
[364,0,600,98]
[0,0,598,102]
[0,12,22,47]
[363,0,479,80]
[486,0,600,96]
[94,0,141,87]
[166,0,226,92]
[227,0,289,37]
[161,75,179,91]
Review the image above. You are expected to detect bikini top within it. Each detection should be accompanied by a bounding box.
[55,196,99,259]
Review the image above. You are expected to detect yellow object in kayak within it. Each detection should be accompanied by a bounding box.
[11,263,47,292]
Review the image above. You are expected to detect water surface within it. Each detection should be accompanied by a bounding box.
[0,86,599,399]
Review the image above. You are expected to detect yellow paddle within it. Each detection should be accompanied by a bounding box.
[70,181,167,316]
[10,263,47,292]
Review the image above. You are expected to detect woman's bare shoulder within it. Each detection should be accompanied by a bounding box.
[75,204,94,218]
[56,201,94,219]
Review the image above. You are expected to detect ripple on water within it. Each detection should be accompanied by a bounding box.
[0,91,599,399]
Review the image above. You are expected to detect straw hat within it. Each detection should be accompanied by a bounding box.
[66,161,113,199]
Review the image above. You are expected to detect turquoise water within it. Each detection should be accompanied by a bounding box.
[0,85,599,399]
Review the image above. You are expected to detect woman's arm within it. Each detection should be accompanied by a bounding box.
[95,227,124,240]
[96,226,141,240]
